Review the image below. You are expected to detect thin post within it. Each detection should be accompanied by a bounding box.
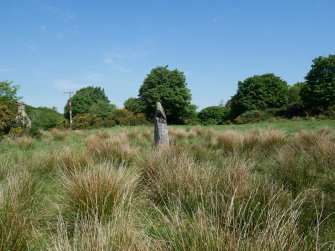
[64,91,74,129]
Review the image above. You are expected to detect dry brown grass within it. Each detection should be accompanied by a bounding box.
[28,146,92,175]
[0,171,38,250]
[1,126,334,250]
[59,162,139,224]
[50,129,70,141]
[212,130,243,152]
[85,132,136,166]
[6,135,35,149]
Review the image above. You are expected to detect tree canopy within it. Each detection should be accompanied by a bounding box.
[138,66,196,124]
[124,97,145,114]
[64,86,112,119]
[288,82,305,104]
[0,81,20,102]
[26,106,64,130]
[301,54,335,113]
[229,73,289,118]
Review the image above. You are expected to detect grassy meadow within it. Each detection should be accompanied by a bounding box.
[0,120,335,250]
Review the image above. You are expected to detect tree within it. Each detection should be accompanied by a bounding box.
[198,106,227,125]
[138,66,196,124]
[229,74,289,119]
[301,54,335,113]
[88,99,117,126]
[64,86,111,119]
[273,82,307,119]
[26,105,64,130]
[288,82,306,104]
[124,97,145,114]
[0,81,20,102]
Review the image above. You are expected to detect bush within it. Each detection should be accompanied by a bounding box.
[0,100,18,135]
[124,97,145,114]
[234,110,275,124]
[277,103,306,118]
[72,114,115,129]
[111,109,148,126]
[198,106,227,125]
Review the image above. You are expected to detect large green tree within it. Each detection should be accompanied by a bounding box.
[229,73,289,118]
[138,66,196,124]
[301,54,335,113]
[64,86,111,119]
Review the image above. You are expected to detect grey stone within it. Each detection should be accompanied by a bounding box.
[154,102,169,146]
[16,102,31,127]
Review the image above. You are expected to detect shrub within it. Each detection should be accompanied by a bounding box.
[234,110,274,124]
[72,114,115,129]
[0,100,18,135]
[276,103,305,118]
[124,97,145,114]
[111,109,148,126]
[198,106,227,125]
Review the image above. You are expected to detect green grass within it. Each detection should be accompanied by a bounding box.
[0,121,335,250]
[178,118,335,133]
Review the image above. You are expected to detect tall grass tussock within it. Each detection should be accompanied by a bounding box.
[0,124,334,250]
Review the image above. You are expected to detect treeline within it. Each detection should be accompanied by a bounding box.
[1,54,335,133]
[201,54,335,124]
[67,54,335,128]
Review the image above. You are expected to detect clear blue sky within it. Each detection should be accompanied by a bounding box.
[1,0,334,113]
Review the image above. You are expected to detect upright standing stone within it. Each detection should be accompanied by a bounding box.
[16,101,31,127]
[154,102,169,146]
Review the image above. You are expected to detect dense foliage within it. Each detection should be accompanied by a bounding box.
[123,97,145,114]
[0,81,20,102]
[72,108,148,129]
[0,81,20,135]
[138,66,197,124]
[25,106,64,130]
[288,82,305,104]
[111,109,148,126]
[64,86,112,119]
[0,100,18,135]
[301,54,335,114]
[229,74,289,119]
[198,106,227,125]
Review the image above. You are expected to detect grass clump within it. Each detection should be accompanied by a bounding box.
[58,163,139,225]
[0,171,39,250]
[85,132,136,166]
